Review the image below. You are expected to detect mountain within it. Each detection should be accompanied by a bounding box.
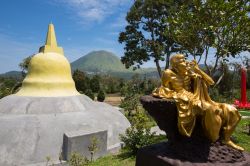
[0,71,23,80]
[0,51,159,80]
[71,50,127,73]
[70,50,159,79]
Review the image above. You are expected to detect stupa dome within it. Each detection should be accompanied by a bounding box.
[16,23,79,97]
[0,24,130,165]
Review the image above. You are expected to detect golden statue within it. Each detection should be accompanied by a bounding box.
[153,54,244,151]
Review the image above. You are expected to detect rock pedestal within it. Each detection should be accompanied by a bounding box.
[136,142,250,166]
[137,95,250,166]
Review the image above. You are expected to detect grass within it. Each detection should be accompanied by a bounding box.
[239,109,250,116]
[233,118,250,152]
[240,111,250,116]
[88,151,135,166]
[87,135,166,166]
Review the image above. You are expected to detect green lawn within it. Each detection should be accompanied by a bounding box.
[239,110,250,116]
[233,118,250,152]
[88,152,135,166]
[88,135,166,166]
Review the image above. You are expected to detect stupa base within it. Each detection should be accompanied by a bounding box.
[0,95,130,165]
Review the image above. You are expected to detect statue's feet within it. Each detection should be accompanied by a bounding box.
[223,140,244,151]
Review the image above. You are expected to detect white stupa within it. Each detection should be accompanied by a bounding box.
[0,24,130,165]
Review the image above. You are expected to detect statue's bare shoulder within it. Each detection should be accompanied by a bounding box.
[161,69,176,86]
[163,69,175,76]
[162,69,176,79]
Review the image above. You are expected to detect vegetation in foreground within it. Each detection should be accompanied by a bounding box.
[67,118,249,166]
[87,150,135,166]
[233,118,250,152]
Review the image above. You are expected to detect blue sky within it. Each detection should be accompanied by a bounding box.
[0,0,248,74]
[0,0,135,73]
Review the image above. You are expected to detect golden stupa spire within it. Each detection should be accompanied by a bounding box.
[39,23,64,55]
[16,24,79,97]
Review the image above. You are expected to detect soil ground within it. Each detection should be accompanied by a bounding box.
[104,93,124,106]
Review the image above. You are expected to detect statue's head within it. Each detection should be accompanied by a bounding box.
[170,54,187,72]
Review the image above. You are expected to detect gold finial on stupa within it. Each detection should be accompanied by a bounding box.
[16,24,79,97]
[39,23,64,55]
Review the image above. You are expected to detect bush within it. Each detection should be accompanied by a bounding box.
[72,70,89,93]
[90,75,100,93]
[84,89,95,100]
[120,110,155,154]
[69,152,89,166]
[97,89,105,102]
[120,91,141,118]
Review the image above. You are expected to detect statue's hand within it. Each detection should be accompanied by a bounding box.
[187,60,199,73]
[191,60,199,69]
[192,73,202,78]
[188,72,201,79]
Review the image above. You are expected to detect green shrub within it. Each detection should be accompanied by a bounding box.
[120,93,140,118]
[84,89,95,100]
[73,70,90,93]
[90,75,100,93]
[97,89,105,102]
[88,136,100,162]
[120,111,155,154]
[69,152,89,166]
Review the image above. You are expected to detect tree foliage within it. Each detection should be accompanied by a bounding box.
[120,110,155,154]
[119,0,182,77]
[120,0,249,77]
[19,55,33,77]
[84,89,95,100]
[170,0,250,76]
[72,70,89,93]
[0,77,17,99]
[90,75,101,93]
[97,89,105,102]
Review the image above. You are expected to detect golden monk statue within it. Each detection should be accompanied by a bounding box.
[153,54,244,151]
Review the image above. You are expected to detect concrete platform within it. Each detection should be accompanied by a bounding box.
[0,95,130,165]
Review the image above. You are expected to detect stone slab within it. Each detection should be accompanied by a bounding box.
[63,129,107,161]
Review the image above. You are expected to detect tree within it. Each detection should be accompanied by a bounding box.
[72,70,89,93]
[84,89,95,100]
[216,62,233,95]
[97,89,105,102]
[90,75,100,93]
[120,0,249,78]
[167,0,214,62]
[0,77,17,99]
[101,75,121,94]
[168,0,250,77]
[19,55,34,77]
[119,0,182,77]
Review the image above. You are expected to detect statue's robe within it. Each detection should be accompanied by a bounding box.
[153,69,241,142]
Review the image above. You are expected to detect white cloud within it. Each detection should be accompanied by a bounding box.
[53,0,131,24]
